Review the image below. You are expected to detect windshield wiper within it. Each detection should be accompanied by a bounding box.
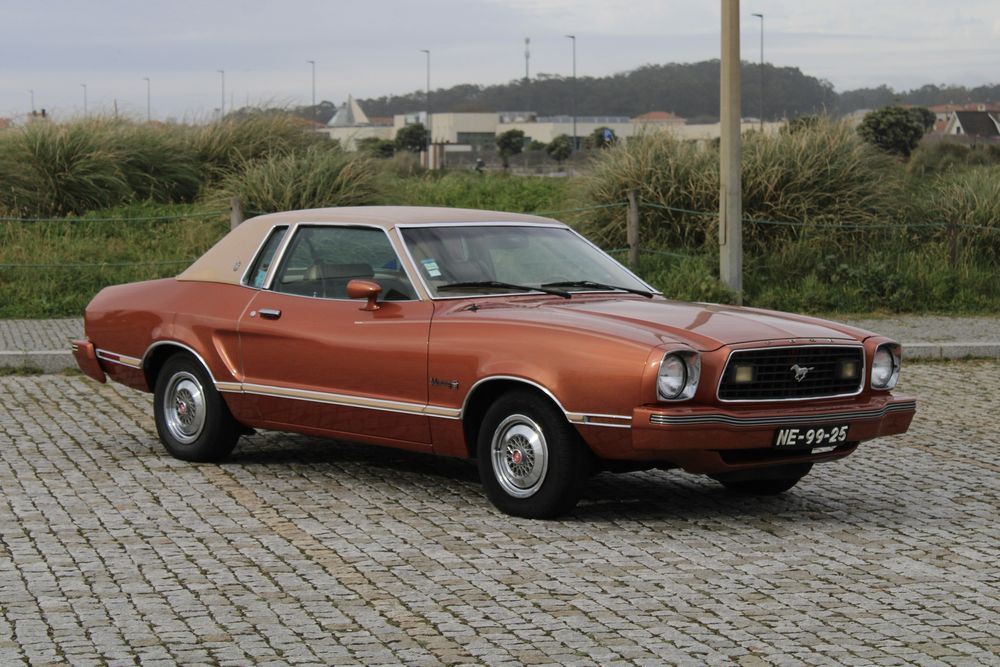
[541,280,655,298]
[438,281,571,298]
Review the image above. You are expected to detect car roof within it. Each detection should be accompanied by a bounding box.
[177,206,564,286]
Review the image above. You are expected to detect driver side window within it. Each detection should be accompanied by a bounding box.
[273,226,416,301]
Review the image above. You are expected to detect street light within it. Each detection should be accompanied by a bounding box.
[565,34,576,149]
[217,69,225,118]
[142,77,151,122]
[307,60,316,123]
[81,83,87,116]
[752,12,764,132]
[420,49,431,155]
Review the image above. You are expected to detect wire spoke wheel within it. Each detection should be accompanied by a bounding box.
[163,372,207,444]
[491,414,549,498]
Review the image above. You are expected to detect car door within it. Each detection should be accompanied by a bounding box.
[238,224,434,449]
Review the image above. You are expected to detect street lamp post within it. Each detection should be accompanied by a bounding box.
[565,34,577,149]
[217,69,226,118]
[143,77,151,122]
[752,12,764,132]
[420,49,431,159]
[81,83,88,116]
[307,60,316,123]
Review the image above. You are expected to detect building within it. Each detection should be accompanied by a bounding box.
[942,110,1000,140]
[321,95,393,150]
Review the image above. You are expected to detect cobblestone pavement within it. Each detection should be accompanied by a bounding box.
[0,320,82,351]
[0,362,997,665]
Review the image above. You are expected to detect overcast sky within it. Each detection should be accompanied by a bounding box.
[3,0,999,121]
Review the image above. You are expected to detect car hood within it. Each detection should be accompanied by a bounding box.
[521,296,872,351]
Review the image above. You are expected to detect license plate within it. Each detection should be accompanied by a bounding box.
[773,424,849,448]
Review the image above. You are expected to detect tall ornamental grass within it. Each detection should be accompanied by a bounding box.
[218,145,380,213]
[578,118,902,250]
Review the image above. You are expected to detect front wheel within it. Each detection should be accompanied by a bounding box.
[477,390,590,519]
[153,353,239,462]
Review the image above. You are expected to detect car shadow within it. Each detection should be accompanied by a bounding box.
[223,432,844,523]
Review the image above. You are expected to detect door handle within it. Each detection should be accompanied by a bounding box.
[259,308,282,320]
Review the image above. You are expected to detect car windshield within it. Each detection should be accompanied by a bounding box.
[400,225,655,298]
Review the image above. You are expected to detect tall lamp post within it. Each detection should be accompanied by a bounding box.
[565,34,577,149]
[420,49,431,159]
[307,60,316,122]
[81,83,88,116]
[142,77,151,122]
[217,69,225,118]
[752,12,764,131]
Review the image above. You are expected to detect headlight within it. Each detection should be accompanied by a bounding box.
[657,351,700,401]
[870,344,900,390]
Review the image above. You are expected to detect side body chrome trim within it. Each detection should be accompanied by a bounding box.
[460,375,633,428]
[649,400,916,427]
[716,343,866,403]
[100,348,632,428]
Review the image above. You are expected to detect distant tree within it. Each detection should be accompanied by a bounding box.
[857,106,927,157]
[357,137,395,158]
[495,128,526,169]
[546,134,573,164]
[526,139,547,151]
[910,106,936,132]
[586,126,616,148]
[395,123,429,153]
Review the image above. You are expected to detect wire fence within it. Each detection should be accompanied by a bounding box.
[0,197,995,271]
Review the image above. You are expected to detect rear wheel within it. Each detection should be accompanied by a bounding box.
[477,390,590,519]
[153,353,239,462]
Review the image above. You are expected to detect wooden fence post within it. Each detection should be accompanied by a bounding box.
[230,196,244,230]
[627,190,640,269]
[948,219,958,268]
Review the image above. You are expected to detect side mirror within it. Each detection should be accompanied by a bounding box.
[347,279,382,311]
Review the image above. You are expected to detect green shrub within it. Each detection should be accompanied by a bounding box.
[218,144,380,213]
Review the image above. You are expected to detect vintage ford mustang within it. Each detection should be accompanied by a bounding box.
[73,206,915,518]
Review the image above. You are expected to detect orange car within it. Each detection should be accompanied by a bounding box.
[73,207,915,518]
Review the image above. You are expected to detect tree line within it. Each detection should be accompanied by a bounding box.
[294,61,998,125]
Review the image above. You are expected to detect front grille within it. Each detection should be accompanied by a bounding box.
[718,346,864,401]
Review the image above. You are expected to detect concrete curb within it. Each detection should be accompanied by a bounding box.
[2,342,999,375]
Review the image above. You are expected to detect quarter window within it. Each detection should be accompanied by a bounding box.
[246,226,287,288]
[273,226,416,301]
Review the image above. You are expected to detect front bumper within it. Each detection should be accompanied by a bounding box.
[629,393,916,474]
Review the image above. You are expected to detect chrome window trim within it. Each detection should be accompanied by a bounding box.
[263,222,424,301]
[395,222,659,301]
[715,343,867,403]
[240,224,290,288]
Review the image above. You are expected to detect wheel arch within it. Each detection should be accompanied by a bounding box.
[143,341,218,392]
[461,376,572,459]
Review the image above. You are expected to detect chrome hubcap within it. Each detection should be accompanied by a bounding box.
[491,414,548,498]
[163,372,206,445]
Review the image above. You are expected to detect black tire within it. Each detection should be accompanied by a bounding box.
[153,353,239,462]
[476,390,591,519]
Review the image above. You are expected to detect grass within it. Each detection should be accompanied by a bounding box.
[0,114,998,318]
[0,203,229,317]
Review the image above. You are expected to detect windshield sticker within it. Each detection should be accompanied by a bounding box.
[421,258,442,278]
